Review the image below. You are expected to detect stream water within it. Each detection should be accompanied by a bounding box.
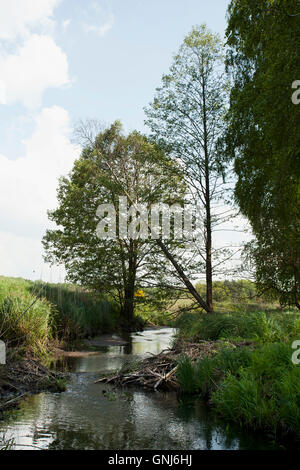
[0,327,279,450]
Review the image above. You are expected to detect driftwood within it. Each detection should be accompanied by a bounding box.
[1,393,29,409]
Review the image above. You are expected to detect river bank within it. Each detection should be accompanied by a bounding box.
[0,355,66,415]
[0,331,135,414]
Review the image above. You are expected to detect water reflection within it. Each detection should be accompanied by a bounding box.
[0,327,278,450]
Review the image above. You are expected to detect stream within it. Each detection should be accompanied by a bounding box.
[0,327,279,450]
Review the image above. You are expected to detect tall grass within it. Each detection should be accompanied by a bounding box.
[211,343,300,438]
[175,310,300,343]
[0,277,53,355]
[175,307,300,442]
[0,276,120,355]
[32,282,119,340]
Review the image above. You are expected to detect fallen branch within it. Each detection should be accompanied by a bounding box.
[1,393,28,409]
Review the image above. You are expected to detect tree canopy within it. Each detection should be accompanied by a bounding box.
[145,24,232,311]
[225,0,300,308]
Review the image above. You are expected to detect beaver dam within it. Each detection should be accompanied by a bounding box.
[95,338,254,391]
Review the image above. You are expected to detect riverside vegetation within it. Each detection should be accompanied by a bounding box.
[95,280,300,447]
[175,311,300,444]
[0,275,121,423]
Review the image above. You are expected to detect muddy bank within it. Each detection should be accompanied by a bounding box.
[0,357,66,413]
[52,333,130,359]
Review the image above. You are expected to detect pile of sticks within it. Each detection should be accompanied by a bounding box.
[0,358,64,410]
[95,339,225,391]
[95,349,179,391]
[5,358,60,389]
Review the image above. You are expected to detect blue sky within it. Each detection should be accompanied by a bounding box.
[0,0,233,281]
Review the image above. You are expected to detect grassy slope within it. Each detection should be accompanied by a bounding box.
[0,276,119,356]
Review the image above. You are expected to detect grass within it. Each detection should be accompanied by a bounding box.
[175,310,300,343]
[175,309,300,444]
[0,277,53,356]
[211,343,300,438]
[32,281,119,341]
[0,435,14,450]
[0,276,120,356]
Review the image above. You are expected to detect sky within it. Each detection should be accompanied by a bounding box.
[0,0,234,282]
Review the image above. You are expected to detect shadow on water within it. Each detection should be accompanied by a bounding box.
[0,327,280,450]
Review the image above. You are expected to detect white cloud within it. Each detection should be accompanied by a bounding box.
[0,0,61,40]
[62,19,71,31]
[0,106,80,279]
[83,14,114,37]
[82,1,114,37]
[0,34,70,108]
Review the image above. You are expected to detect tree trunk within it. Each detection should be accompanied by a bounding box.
[202,74,213,312]
[123,292,135,325]
[204,167,213,312]
[205,213,213,311]
[121,240,137,329]
[156,239,211,312]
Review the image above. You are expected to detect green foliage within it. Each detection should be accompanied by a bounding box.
[176,356,197,394]
[176,310,300,343]
[134,288,178,326]
[176,302,300,440]
[211,370,269,429]
[225,0,300,308]
[211,343,300,437]
[0,276,119,355]
[196,279,259,304]
[177,333,300,440]
[0,277,53,356]
[177,346,252,395]
[0,435,15,451]
[215,346,252,374]
[273,367,300,435]
[177,355,219,396]
[32,281,119,340]
[43,122,187,325]
[145,24,232,312]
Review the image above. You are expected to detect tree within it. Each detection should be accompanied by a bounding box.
[43,122,183,327]
[145,24,231,312]
[225,0,300,308]
[43,121,212,327]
